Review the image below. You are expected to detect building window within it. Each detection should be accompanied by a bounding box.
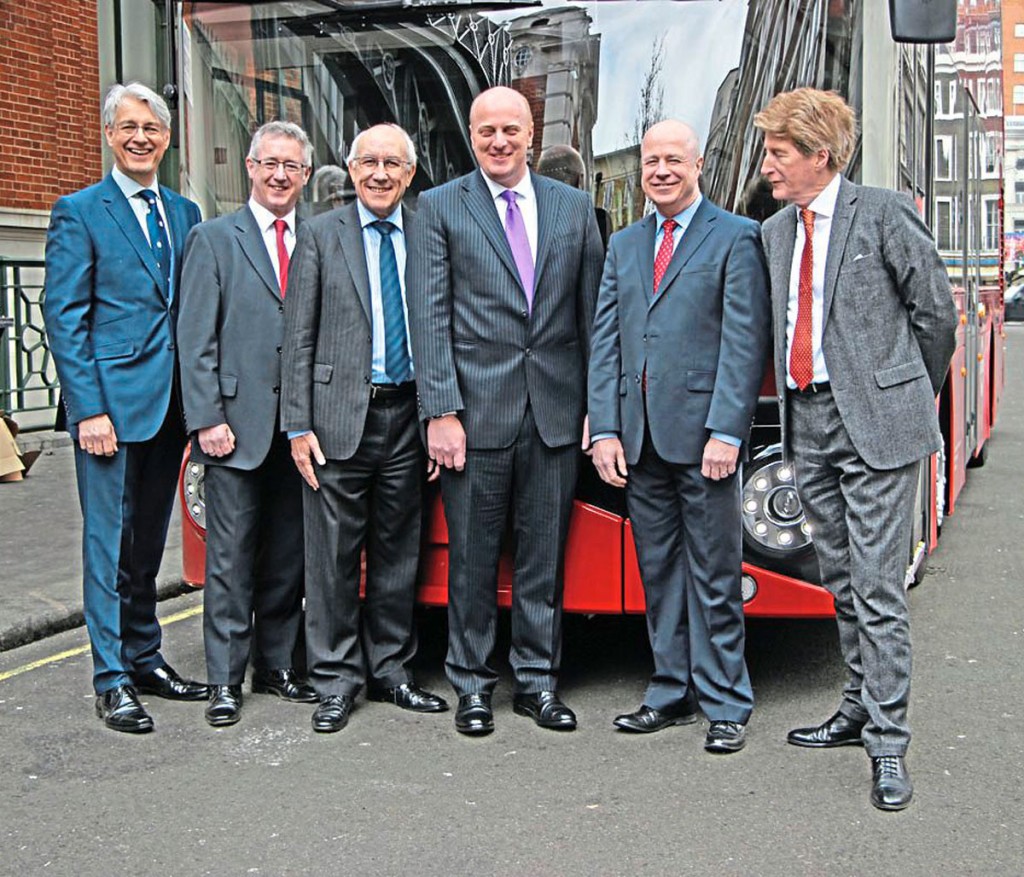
[1015,23,1024,38]
[1014,54,1024,73]
[1013,219,1024,233]
[1015,85,1024,107]
[935,136,953,181]
[936,199,953,251]
[1015,181,1024,205]
[983,197,1000,251]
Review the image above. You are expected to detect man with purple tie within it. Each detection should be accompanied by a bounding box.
[407,87,604,735]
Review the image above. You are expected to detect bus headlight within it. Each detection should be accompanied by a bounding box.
[182,461,206,531]
[742,448,811,555]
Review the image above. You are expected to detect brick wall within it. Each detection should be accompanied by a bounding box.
[515,75,547,160]
[0,0,102,211]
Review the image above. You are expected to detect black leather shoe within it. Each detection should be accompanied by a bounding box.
[368,682,449,713]
[252,668,317,703]
[870,755,913,811]
[513,691,577,730]
[704,720,746,753]
[311,695,353,733]
[454,693,494,735]
[95,685,153,734]
[613,702,698,733]
[134,664,210,701]
[205,685,243,727]
[787,710,866,748]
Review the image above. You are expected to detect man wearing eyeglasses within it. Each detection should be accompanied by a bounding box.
[281,123,448,733]
[43,82,206,733]
[178,121,316,727]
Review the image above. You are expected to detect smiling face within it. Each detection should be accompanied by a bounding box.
[760,133,832,207]
[640,121,703,217]
[347,125,416,219]
[246,133,310,217]
[104,96,171,186]
[469,87,534,188]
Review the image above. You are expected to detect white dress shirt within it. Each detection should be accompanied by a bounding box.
[481,170,538,262]
[248,197,297,289]
[785,173,841,389]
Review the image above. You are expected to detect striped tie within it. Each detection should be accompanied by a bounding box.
[371,221,411,384]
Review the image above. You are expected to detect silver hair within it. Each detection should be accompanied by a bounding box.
[248,120,314,166]
[102,82,172,130]
[345,124,417,166]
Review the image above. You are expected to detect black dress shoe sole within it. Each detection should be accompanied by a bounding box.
[787,733,865,749]
[613,714,697,733]
[455,720,494,736]
[367,691,450,713]
[95,703,153,734]
[870,792,913,812]
[252,682,318,703]
[704,737,746,753]
[513,703,576,730]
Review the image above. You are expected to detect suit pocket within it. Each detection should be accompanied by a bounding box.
[313,363,334,384]
[686,370,715,392]
[219,375,238,398]
[875,360,927,389]
[844,252,881,274]
[94,340,134,361]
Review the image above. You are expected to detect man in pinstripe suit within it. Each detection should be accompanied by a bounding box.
[281,124,448,733]
[407,87,604,735]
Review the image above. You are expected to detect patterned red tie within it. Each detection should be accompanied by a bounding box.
[274,218,290,296]
[789,208,816,390]
[653,218,678,295]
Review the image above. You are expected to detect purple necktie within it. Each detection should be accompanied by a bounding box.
[501,189,535,312]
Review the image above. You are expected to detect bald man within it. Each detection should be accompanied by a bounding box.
[588,120,770,753]
[407,86,604,735]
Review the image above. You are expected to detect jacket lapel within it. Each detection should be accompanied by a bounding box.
[235,206,281,299]
[335,202,372,325]
[100,175,165,291]
[635,214,658,305]
[770,206,797,366]
[462,171,523,289]
[652,199,716,308]
[822,177,858,328]
[532,171,558,293]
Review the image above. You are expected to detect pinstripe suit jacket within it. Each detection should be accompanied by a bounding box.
[761,178,958,470]
[280,201,411,461]
[407,170,604,449]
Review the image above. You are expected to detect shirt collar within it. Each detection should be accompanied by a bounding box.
[249,197,296,234]
[805,173,842,219]
[113,165,160,202]
[481,169,535,203]
[655,193,703,232]
[357,199,404,231]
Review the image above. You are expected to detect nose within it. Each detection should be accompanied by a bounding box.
[273,163,289,180]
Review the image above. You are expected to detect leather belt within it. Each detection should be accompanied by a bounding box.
[791,381,831,395]
[370,381,415,401]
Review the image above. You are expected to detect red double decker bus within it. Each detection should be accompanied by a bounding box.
[175,0,1004,618]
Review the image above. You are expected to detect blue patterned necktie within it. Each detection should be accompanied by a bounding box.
[138,189,172,292]
[371,221,411,384]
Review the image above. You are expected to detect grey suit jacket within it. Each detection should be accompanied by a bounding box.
[589,199,771,466]
[761,177,958,470]
[406,170,604,450]
[280,201,411,460]
[178,205,291,470]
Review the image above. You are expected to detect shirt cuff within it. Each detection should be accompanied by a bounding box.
[711,431,741,447]
[287,430,311,440]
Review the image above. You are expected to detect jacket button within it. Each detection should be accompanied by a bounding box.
[167,342,175,350]
[635,374,641,383]
[521,310,528,319]
[364,376,370,384]
[272,386,280,394]
[276,346,282,354]
[524,348,532,357]
[278,305,284,313]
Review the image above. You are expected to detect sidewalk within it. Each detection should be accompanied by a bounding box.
[0,430,190,651]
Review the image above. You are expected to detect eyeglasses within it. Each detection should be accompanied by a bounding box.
[351,155,411,172]
[113,122,165,138]
[252,158,308,175]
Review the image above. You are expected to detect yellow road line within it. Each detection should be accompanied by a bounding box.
[0,603,204,683]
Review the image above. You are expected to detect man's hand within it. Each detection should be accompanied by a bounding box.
[427,414,466,472]
[592,437,628,488]
[702,437,739,481]
[291,431,326,490]
[78,414,118,457]
[197,423,236,458]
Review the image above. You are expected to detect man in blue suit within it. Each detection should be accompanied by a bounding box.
[43,82,207,733]
[588,120,771,753]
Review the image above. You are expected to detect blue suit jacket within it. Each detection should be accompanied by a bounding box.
[44,174,202,441]
[588,198,771,466]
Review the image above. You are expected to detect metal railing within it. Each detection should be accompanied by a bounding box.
[0,258,58,429]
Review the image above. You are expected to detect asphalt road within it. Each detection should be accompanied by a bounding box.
[2,335,1023,876]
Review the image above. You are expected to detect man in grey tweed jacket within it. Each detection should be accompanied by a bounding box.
[755,88,957,811]
[407,86,604,735]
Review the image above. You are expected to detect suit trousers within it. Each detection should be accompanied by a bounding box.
[73,401,186,693]
[789,388,917,756]
[303,393,422,697]
[440,405,579,696]
[202,431,304,685]
[626,431,753,722]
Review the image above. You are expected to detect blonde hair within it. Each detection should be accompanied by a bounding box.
[753,88,858,172]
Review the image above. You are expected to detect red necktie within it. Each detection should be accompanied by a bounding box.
[274,218,290,296]
[789,208,816,390]
[653,218,678,295]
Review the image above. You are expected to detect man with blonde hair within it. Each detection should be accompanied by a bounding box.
[754,88,957,809]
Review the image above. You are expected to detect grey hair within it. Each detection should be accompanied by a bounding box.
[102,82,172,130]
[248,120,314,166]
[345,124,417,166]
